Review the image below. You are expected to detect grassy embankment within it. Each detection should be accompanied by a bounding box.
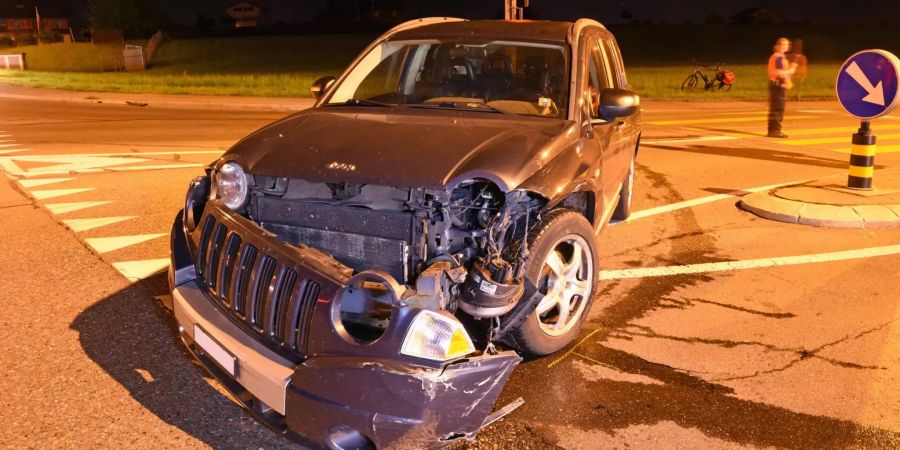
[0,27,865,99]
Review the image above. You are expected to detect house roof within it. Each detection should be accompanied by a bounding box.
[0,0,73,19]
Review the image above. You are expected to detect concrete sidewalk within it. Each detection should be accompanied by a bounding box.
[0,84,315,112]
[740,169,900,228]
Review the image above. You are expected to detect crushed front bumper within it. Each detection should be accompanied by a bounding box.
[169,210,522,449]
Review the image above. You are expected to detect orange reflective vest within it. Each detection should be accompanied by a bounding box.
[768,53,786,81]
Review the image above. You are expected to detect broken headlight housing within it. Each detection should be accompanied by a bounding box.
[400,310,475,362]
[212,161,249,211]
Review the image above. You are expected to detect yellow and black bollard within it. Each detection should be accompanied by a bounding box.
[848,121,876,190]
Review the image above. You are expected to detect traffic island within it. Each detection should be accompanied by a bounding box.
[739,170,900,228]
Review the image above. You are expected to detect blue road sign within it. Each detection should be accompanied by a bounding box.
[836,49,900,120]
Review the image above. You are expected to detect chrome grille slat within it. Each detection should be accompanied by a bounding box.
[292,281,320,351]
[250,255,277,329]
[197,216,216,279]
[232,244,258,316]
[207,224,228,291]
[269,268,298,340]
[219,233,242,306]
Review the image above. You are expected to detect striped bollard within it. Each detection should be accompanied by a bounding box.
[848,121,875,190]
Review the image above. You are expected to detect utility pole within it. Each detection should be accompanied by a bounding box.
[504,0,528,21]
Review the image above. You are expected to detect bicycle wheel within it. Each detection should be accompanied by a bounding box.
[681,74,699,91]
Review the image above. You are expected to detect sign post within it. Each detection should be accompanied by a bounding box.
[836,49,900,190]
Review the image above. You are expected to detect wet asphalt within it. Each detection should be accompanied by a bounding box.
[1,98,898,449]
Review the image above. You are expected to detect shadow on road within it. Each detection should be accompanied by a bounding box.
[651,144,888,171]
[70,272,292,449]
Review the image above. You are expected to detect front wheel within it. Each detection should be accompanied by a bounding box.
[681,74,699,91]
[500,210,599,356]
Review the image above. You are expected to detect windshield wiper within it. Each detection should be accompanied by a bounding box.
[327,98,395,107]
[406,101,509,114]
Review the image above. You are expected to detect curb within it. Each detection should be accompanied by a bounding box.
[739,191,900,228]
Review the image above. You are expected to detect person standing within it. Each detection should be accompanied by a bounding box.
[768,37,797,138]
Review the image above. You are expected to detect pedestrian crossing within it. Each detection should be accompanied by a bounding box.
[0,131,212,284]
[645,109,900,154]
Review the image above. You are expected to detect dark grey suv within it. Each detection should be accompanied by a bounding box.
[168,17,640,449]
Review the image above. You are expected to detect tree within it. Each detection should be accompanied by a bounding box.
[88,0,161,37]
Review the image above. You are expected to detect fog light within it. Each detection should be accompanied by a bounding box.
[400,310,475,362]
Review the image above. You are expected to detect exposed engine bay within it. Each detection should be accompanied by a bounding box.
[245,174,545,342]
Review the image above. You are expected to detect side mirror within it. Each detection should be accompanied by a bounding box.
[598,88,640,121]
[310,76,336,101]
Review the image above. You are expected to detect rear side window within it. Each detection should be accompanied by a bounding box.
[603,39,628,89]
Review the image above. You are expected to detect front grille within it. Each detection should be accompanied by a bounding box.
[197,214,321,358]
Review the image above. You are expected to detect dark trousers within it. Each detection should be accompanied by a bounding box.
[768,82,786,133]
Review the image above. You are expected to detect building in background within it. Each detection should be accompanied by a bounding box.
[0,0,72,40]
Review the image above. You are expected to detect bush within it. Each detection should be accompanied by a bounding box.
[0,36,14,49]
[38,31,61,44]
[16,34,36,46]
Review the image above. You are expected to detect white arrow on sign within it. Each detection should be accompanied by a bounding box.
[845,61,886,106]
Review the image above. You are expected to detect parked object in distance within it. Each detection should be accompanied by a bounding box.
[681,61,735,91]
[167,17,641,449]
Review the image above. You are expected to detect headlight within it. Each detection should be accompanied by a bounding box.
[400,310,475,362]
[214,162,249,210]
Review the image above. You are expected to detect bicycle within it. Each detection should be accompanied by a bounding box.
[681,62,735,92]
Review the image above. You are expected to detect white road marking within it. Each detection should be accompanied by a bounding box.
[0,143,22,148]
[599,244,900,280]
[622,179,808,223]
[0,149,30,155]
[0,153,211,176]
[797,109,838,114]
[29,187,94,200]
[45,201,112,215]
[643,136,739,145]
[17,177,74,188]
[8,150,222,158]
[110,163,203,171]
[85,233,167,254]
[112,259,170,282]
[63,216,136,232]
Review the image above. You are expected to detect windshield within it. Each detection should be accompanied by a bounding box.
[326,39,569,118]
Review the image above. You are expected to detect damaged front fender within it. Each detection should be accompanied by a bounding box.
[286,352,521,449]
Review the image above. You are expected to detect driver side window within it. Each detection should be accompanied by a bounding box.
[585,37,613,120]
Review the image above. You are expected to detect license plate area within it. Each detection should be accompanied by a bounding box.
[194,324,237,377]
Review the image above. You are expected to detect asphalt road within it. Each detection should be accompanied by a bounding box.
[1,97,898,449]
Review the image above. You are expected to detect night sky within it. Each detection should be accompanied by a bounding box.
[70,0,900,26]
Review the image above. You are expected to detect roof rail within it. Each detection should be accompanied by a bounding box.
[384,17,467,37]
[568,18,607,43]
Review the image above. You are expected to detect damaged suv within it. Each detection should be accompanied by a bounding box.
[168,17,640,449]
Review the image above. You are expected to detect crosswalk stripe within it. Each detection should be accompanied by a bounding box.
[29,187,94,200]
[648,115,813,126]
[63,216,136,232]
[787,124,900,136]
[85,233,167,253]
[110,163,203,171]
[0,143,22,148]
[828,144,900,154]
[782,132,900,146]
[17,177,74,188]
[112,259,170,282]
[0,149,29,155]
[45,201,112,214]
[643,136,739,145]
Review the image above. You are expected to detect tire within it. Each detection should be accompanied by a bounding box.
[681,74,698,91]
[500,209,600,356]
[612,154,635,221]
